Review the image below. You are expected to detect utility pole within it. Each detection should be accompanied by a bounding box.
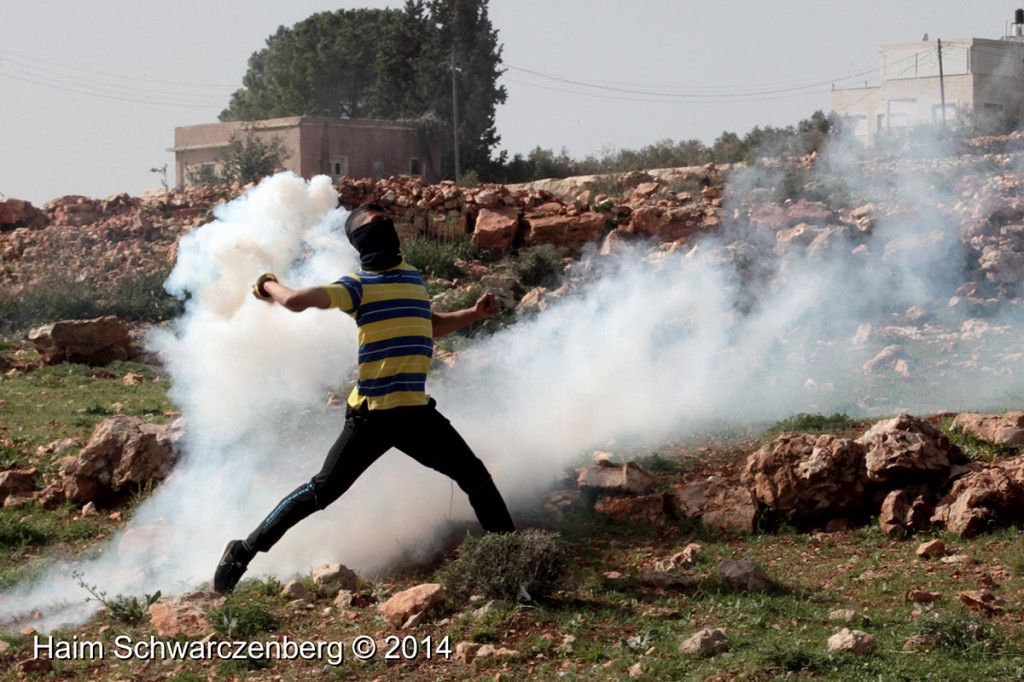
[937,38,947,127]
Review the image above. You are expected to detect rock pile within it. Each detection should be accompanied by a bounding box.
[568,410,1024,539]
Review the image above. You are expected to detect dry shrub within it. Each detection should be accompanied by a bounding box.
[438,529,566,602]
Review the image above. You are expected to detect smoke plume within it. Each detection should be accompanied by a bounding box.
[3,129,1024,631]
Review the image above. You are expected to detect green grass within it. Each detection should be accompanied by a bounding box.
[0,358,175,469]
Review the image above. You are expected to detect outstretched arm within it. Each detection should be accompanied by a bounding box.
[255,275,331,312]
[432,292,499,338]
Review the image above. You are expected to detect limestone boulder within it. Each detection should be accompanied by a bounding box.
[879,486,935,536]
[931,459,1024,537]
[593,493,669,525]
[523,211,605,248]
[679,628,729,655]
[827,628,876,654]
[312,563,359,597]
[952,412,1024,446]
[28,316,133,366]
[856,414,965,485]
[0,468,38,505]
[377,583,446,628]
[719,557,772,591]
[0,199,48,230]
[48,416,178,504]
[149,592,224,638]
[577,462,657,496]
[672,480,759,534]
[742,433,869,522]
[471,207,519,250]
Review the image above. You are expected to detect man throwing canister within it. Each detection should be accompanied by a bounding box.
[213,203,515,593]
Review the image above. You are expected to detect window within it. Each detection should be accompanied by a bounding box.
[409,157,424,176]
[330,156,348,179]
[372,160,384,180]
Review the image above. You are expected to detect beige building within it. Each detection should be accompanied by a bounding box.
[169,116,442,187]
[831,25,1024,144]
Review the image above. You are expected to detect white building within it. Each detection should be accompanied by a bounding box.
[831,10,1024,143]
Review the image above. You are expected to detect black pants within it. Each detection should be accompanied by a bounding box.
[246,399,515,553]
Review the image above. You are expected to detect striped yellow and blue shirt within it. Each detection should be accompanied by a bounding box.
[323,262,433,411]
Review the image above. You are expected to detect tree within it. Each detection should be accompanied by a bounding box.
[420,0,507,179]
[219,2,507,180]
[188,128,290,186]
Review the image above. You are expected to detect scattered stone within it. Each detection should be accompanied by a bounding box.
[474,644,519,659]
[654,543,702,572]
[555,634,576,654]
[902,634,939,651]
[149,592,224,638]
[628,662,644,678]
[0,640,9,656]
[679,628,729,655]
[281,580,313,600]
[577,462,658,495]
[473,599,508,618]
[827,628,876,654]
[36,438,78,458]
[828,609,860,624]
[0,467,38,504]
[81,501,99,517]
[333,590,354,609]
[312,563,359,597]
[915,539,946,558]
[958,589,1006,614]
[906,589,941,603]
[454,641,482,664]
[940,554,976,565]
[718,557,773,591]
[377,583,446,628]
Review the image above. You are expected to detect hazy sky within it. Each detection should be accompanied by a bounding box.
[1,1,1019,204]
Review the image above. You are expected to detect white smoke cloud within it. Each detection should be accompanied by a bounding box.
[4,133,1024,632]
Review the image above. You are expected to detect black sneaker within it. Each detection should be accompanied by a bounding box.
[213,539,253,594]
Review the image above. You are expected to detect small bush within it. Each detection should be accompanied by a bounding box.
[0,267,182,333]
[210,598,280,638]
[403,236,477,280]
[765,413,862,438]
[913,611,998,651]
[515,244,564,288]
[437,529,567,602]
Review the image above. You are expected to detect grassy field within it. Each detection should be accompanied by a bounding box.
[1,348,1024,681]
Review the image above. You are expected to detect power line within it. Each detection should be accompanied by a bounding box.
[0,49,235,89]
[0,61,227,104]
[0,70,223,109]
[504,63,884,99]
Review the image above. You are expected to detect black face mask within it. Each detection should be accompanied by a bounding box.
[348,217,402,271]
